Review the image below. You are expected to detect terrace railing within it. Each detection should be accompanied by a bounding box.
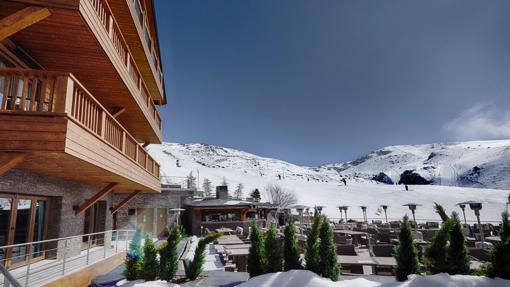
[0,230,134,287]
[0,68,160,179]
[86,0,162,129]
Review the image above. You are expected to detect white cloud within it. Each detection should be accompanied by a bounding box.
[442,103,510,141]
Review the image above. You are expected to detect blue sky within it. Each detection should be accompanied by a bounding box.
[155,0,510,166]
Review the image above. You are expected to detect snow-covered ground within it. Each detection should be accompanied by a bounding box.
[236,270,510,287]
[149,142,510,223]
[320,140,510,189]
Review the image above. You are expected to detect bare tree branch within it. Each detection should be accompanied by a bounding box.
[264,183,297,209]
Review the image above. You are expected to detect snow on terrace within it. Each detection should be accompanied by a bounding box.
[236,270,510,287]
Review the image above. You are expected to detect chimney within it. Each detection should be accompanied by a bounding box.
[216,185,229,199]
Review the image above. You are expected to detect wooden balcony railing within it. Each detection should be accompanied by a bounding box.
[0,68,160,179]
[86,0,162,130]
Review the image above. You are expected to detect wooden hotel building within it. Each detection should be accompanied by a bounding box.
[0,0,165,276]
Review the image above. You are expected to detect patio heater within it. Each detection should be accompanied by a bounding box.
[337,206,344,222]
[403,203,421,230]
[459,201,484,245]
[457,203,468,225]
[380,205,389,223]
[506,194,510,214]
[291,204,309,233]
[360,206,368,224]
[169,208,186,226]
[340,206,349,222]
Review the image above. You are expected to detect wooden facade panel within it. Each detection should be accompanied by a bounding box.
[0,114,67,151]
[65,120,160,192]
[0,0,162,143]
[0,113,159,192]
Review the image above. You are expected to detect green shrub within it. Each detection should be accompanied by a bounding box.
[424,220,452,274]
[265,223,282,273]
[184,232,222,280]
[247,221,267,276]
[283,220,302,270]
[141,235,159,281]
[129,227,144,257]
[394,216,420,281]
[486,212,510,279]
[446,214,470,275]
[305,213,322,274]
[318,216,340,281]
[159,226,181,281]
[123,252,141,280]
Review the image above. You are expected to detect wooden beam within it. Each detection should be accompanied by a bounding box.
[0,6,51,41]
[112,107,126,118]
[0,152,26,176]
[110,190,141,214]
[74,182,117,215]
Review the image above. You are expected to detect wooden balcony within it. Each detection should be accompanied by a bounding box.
[108,0,165,104]
[1,0,163,143]
[0,68,161,193]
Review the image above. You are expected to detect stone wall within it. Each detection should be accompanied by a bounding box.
[0,169,114,258]
[113,188,193,236]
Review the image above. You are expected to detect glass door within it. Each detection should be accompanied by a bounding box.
[0,193,49,268]
[0,197,12,265]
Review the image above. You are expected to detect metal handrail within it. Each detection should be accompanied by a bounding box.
[0,229,132,250]
[0,229,134,287]
[0,264,21,287]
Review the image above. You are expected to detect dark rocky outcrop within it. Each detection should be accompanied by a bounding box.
[398,170,432,185]
[372,172,394,184]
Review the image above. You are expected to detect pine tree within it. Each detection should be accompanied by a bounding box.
[305,213,321,274]
[265,223,282,273]
[434,202,449,222]
[446,213,470,275]
[487,212,510,279]
[141,235,159,281]
[129,227,144,257]
[424,219,452,274]
[247,220,267,277]
[186,172,197,190]
[283,220,302,271]
[202,178,213,197]
[250,189,261,202]
[123,252,141,280]
[124,227,144,280]
[318,216,340,281]
[500,211,510,241]
[394,216,420,281]
[184,232,222,280]
[159,226,181,281]
[234,183,244,199]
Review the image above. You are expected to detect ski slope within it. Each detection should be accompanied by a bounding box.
[148,142,510,223]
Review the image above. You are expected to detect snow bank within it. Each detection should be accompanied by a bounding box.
[236,270,510,287]
[400,273,510,287]
[131,281,179,287]
[236,270,379,287]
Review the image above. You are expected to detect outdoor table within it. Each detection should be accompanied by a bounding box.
[226,248,250,272]
[216,228,234,235]
[371,256,397,275]
[216,235,244,245]
[337,255,375,274]
[224,244,251,249]
[334,230,366,246]
[486,236,501,244]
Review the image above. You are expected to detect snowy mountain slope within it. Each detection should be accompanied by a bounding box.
[320,140,510,190]
[148,142,510,222]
